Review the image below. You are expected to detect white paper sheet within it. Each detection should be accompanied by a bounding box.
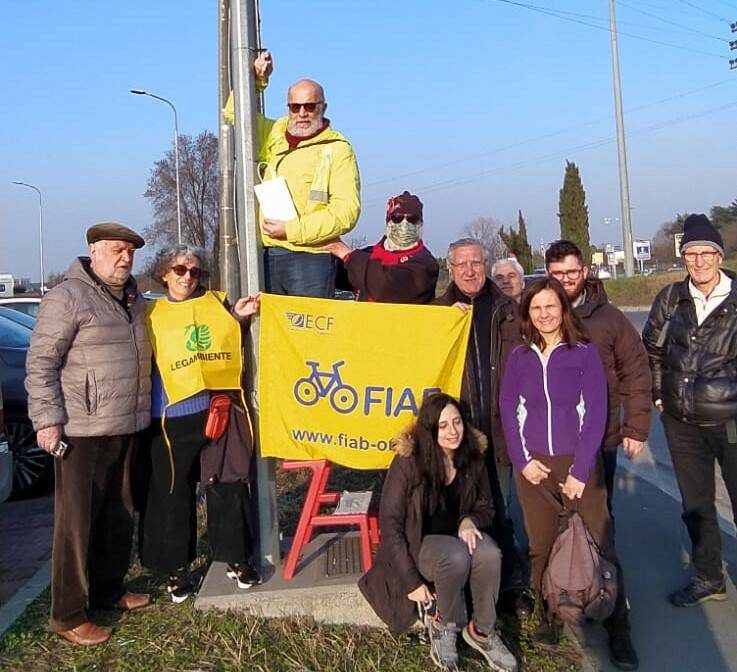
[253,176,298,221]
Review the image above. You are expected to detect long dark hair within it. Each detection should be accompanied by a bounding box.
[519,277,587,351]
[412,393,480,515]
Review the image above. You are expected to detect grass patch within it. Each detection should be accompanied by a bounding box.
[603,257,737,308]
[602,269,685,307]
[0,577,581,671]
[0,468,582,671]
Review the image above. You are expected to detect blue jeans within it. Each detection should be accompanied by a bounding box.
[264,248,337,298]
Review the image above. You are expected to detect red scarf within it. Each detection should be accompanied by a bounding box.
[285,119,330,149]
[368,238,426,266]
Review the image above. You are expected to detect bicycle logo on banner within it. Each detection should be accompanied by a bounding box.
[293,360,359,414]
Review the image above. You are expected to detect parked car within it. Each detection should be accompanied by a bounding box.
[0,388,12,503]
[0,308,52,498]
[0,297,41,318]
[523,272,546,287]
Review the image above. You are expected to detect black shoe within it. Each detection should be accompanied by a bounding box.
[226,562,262,590]
[514,590,535,618]
[533,619,562,646]
[668,576,727,607]
[608,631,639,671]
[167,572,195,604]
[498,588,535,617]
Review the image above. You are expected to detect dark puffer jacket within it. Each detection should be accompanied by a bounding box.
[358,427,494,634]
[642,270,737,424]
[575,279,651,448]
[433,281,521,465]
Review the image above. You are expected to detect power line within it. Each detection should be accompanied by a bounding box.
[715,0,737,12]
[617,0,728,43]
[489,0,729,60]
[364,78,733,190]
[363,100,737,204]
[676,0,731,24]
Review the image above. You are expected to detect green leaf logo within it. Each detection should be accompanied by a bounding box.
[185,323,212,352]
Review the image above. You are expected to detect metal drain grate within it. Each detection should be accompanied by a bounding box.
[325,535,363,576]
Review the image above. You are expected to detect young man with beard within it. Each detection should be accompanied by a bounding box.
[248,51,360,298]
[321,191,439,304]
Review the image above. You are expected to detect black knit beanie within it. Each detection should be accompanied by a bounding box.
[680,214,724,256]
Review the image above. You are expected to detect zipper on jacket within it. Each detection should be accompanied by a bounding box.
[531,343,564,456]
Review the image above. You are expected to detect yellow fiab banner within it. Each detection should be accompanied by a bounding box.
[258,294,472,469]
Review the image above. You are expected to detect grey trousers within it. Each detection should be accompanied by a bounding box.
[417,532,502,634]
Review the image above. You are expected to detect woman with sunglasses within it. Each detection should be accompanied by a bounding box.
[499,278,637,669]
[320,191,439,304]
[137,244,261,603]
[360,393,518,672]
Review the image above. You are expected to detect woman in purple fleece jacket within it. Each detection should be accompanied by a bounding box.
[500,278,637,669]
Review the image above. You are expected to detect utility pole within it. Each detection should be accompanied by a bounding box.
[218,0,240,301]
[608,0,635,277]
[231,0,280,572]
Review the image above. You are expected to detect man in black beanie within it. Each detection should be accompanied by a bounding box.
[643,213,737,607]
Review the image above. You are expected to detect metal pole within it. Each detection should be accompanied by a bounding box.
[608,0,634,277]
[130,90,183,243]
[232,0,279,571]
[12,181,45,294]
[218,0,240,301]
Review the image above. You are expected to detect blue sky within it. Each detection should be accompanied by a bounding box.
[2,1,736,281]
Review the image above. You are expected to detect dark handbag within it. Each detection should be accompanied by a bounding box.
[205,393,231,440]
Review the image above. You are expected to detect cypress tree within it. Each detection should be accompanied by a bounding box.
[499,210,534,273]
[558,161,592,262]
[516,210,533,273]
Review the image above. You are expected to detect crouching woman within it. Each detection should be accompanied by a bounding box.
[359,393,518,672]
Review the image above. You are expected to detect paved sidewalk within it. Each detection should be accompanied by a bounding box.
[0,496,53,609]
[573,466,737,672]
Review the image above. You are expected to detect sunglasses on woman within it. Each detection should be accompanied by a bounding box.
[390,212,421,225]
[170,265,203,279]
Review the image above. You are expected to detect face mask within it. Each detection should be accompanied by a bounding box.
[386,219,422,249]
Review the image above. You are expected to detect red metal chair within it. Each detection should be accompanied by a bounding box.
[281,459,380,580]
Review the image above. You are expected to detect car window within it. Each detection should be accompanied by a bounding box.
[0,316,32,348]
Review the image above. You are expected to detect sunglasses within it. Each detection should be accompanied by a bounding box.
[287,101,324,114]
[390,212,421,225]
[170,265,202,279]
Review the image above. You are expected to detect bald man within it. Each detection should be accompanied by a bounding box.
[253,51,361,298]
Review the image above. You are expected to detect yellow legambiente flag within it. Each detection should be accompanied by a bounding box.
[146,291,243,404]
[258,294,472,470]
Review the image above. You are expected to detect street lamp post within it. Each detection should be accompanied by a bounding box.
[130,89,183,243]
[12,181,45,295]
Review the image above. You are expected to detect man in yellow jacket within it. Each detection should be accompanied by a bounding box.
[231,51,361,298]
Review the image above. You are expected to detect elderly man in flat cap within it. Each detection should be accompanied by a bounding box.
[25,223,152,645]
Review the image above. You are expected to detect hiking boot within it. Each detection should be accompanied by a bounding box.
[462,620,518,672]
[167,572,195,604]
[532,618,563,646]
[608,631,639,671]
[226,562,262,590]
[429,618,460,670]
[668,576,727,607]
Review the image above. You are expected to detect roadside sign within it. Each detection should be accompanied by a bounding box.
[592,251,604,265]
[607,253,616,266]
[674,232,683,257]
[634,240,651,261]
